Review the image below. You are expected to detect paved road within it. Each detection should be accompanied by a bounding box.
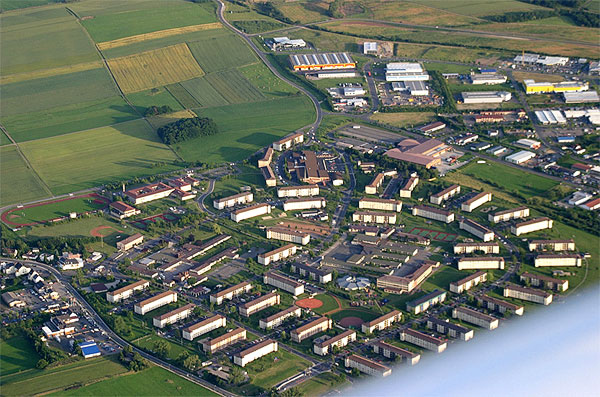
[362,61,379,112]
[198,178,216,215]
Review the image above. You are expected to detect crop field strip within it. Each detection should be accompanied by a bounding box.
[0,145,51,206]
[187,34,257,73]
[165,83,202,109]
[204,69,266,104]
[180,78,229,107]
[0,60,104,84]
[106,43,205,93]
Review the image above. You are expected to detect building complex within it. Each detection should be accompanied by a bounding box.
[459,219,495,242]
[153,303,195,328]
[361,310,402,334]
[264,272,304,296]
[291,317,332,343]
[134,291,177,315]
[450,271,488,293]
[400,329,447,353]
[107,280,149,303]
[452,306,499,330]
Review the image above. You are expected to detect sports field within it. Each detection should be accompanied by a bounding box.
[0,336,40,376]
[311,294,342,314]
[107,44,204,93]
[18,120,179,195]
[409,227,458,242]
[0,145,49,206]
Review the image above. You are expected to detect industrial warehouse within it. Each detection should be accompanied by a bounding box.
[289,53,355,71]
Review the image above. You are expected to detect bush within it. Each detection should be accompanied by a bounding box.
[157,117,219,145]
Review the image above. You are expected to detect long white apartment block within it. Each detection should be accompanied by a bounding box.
[511,217,553,236]
[365,173,385,194]
[107,280,150,303]
[283,197,326,211]
[430,184,461,205]
[426,317,474,341]
[372,341,420,365]
[231,203,271,222]
[488,206,529,223]
[400,329,447,353]
[239,293,280,317]
[259,306,301,329]
[450,271,487,293]
[273,132,303,151]
[412,205,455,223]
[201,328,246,353]
[134,290,177,315]
[504,284,552,305]
[290,263,333,284]
[210,282,252,305]
[520,272,568,292]
[352,211,397,224]
[345,354,392,377]
[454,242,499,255]
[458,257,505,270]
[291,317,332,342]
[399,176,419,198]
[213,192,253,210]
[182,315,226,341]
[459,218,495,242]
[461,192,492,212]
[314,330,356,356]
[266,227,311,245]
[258,244,297,266]
[234,339,278,367]
[153,303,195,328]
[452,306,499,330]
[359,197,403,212]
[534,254,582,268]
[361,310,402,334]
[528,239,575,252]
[264,272,304,296]
[277,184,319,198]
[476,294,524,316]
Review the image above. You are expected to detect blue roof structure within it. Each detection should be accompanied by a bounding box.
[80,341,101,358]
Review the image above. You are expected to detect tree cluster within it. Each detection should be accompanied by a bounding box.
[143,105,173,117]
[328,0,345,18]
[484,10,556,22]
[157,117,219,145]
[254,2,293,24]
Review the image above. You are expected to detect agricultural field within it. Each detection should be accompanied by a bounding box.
[126,87,184,115]
[238,62,299,98]
[0,336,40,376]
[147,110,197,130]
[273,1,330,24]
[0,60,104,85]
[409,0,551,17]
[18,119,179,195]
[0,145,49,206]
[188,34,257,73]
[165,83,202,109]
[107,44,204,93]
[180,78,229,108]
[54,366,219,397]
[365,0,478,26]
[370,112,436,129]
[204,70,266,104]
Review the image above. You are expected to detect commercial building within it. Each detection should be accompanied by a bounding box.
[258,244,298,266]
[372,341,420,365]
[488,206,529,223]
[182,315,226,341]
[412,205,455,223]
[477,294,524,316]
[234,339,278,367]
[345,354,392,377]
[283,197,326,211]
[359,197,403,212]
[505,150,536,165]
[504,284,553,305]
[107,280,150,303]
[391,80,429,96]
[534,254,582,268]
[523,79,588,94]
[453,306,499,330]
[469,74,507,85]
[406,289,447,314]
[201,328,246,353]
[264,272,304,296]
[400,329,447,353]
[513,54,568,66]
[399,176,419,198]
[376,261,439,294]
[109,201,140,219]
[239,293,280,317]
[290,53,355,71]
[277,184,319,198]
[230,203,271,223]
[292,317,332,342]
[454,242,500,255]
[124,182,175,204]
[461,91,511,104]
[153,303,195,328]
[290,263,333,283]
[189,247,239,276]
[515,138,541,150]
[365,173,385,194]
[352,211,397,224]
[213,192,254,210]
[450,271,488,293]
[461,192,492,212]
[273,132,304,151]
[563,90,600,103]
[426,317,474,341]
[259,306,301,329]
[270,37,306,50]
[535,109,567,124]
[79,341,101,359]
[385,138,449,169]
[210,282,252,305]
[2,291,25,308]
[385,62,428,82]
[363,42,378,55]
[116,233,144,251]
[430,184,461,205]
[419,121,446,134]
[266,227,311,245]
[520,272,568,292]
[258,147,273,168]
[511,217,553,236]
[580,197,600,211]
[361,310,402,333]
[134,290,177,315]
[261,165,277,187]
[314,330,356,356]
[458,257,505,270]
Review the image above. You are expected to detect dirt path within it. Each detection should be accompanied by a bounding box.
[323,295,343,315]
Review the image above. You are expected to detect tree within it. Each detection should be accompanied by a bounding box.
[36,359,49,369]
[183,354,200,371]
[229,365,246,385]
[212,223,222,235]
[176,350,190,365]
[153,340,170,359]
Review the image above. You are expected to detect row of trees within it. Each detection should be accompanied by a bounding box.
[484,9,556,22]
[157,117,219,145]
[518,0,600,27]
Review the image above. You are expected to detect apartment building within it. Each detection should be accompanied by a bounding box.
[359,197,403,212]
[264,272,305,296]
[109,201,141,220]
[258,244,297,266]
[450,271,487,293]
[258,147,273,168]
[234,339,278,367]
[313,330,356,356]
[291,317,332,342]
[117,233,144,251]
[182,315,226,341]
[361,310,402,334]
[372,341,420,365]
[400,328,447,353]
[426,317,474,341]
[520,272,568,292]
[504,284,553,305]
[430,184,461,205]
[458,257,505,270]
[189,247,239,276]
[213,192,253,210]
[488,206,529,223]
[283,197,326,211]
[528,239,575,252]
[459,218,495,242]
[376,261,439,294]
[406,289,447,314]
[399,176,419,198]
[259,306,302,329]
[239,293,280,317]
[107,280,149,303]
[134,290,177,315]
[476,294,524,316]
[266,227,311,245]
[124,182,175,205]
[230,203,271,223]
[365,173,385,194]
[352,211,397,224]
[453,242,500,255]
[511,217,553,236]
[201,327,246,353]
[277,184,319,198]
[534,254,582,268]
[273,132,304,151]
[345,354,392,377]
[153,303,195,328]
[290,263,333,283]
[210,282,252,305]
[452,306,499,330]
[412,205,455,223]
[461,192,492,212]
[261,165,277,187]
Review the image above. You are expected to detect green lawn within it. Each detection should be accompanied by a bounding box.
[239,62,299,98]
[312,294,341,315]
[421,266,468,292]
[329,308,380,322]
[0,336,40,376]
[0,145,49,206]
[244,348,310,391]
[52,365,218,397]
[19,119,179,195]
[126,87,183,115]
[296,371,349,396]
[134,334,198,362]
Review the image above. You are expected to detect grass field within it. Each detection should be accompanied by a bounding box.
[0,356,128,396]
[0,60,104,85]
[330,308,380,323]
[370,112,436,129]
[275,1,330,24]
[147,110,198,129]
[0,146,49,206]
[204,69,265,104]
[54,365,218,397]
[409,0,550,17]
[180,77,229,107]
[366,0,478,26]
[0,336,40,376]
[107,43,204,93]
[134,334,197,362]
[312,294,341,314]
[296,371,349,396]
[19,119,179,195]
[512,71,566,83]
[238,62,303,98]
[166,83,202,109]
[126,87,184,115]
[188,34,257,73]
[421,266,470,292]
[244,349,310,390]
